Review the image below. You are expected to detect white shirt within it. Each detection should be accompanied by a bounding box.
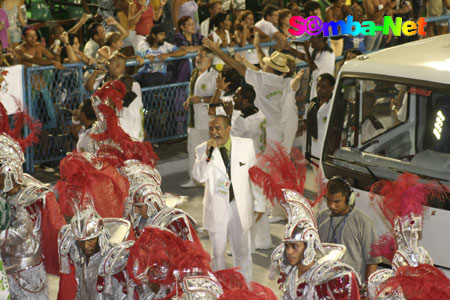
[77,126,93,152]
[200,18,212,37]
[310,49,335,100]
[92,78,144,141]
[193,67,219,130]
[136,41,177,74]
[83,39,100,59]
[211,30,231,66]
[118,82,145,141]
[255,19,279,56]
[311,100,331,158]
[245,69,292,143]
[221,0,245,10]
[232,109,266,154]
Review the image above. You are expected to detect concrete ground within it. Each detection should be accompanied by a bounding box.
[35,139,320,299]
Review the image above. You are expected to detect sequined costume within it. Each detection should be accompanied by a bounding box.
[58,207,134,300]
[120,160,200,246]
[126,226,224,300]
[367,173,446,299]
[249,143,361,300]
[271,190,361,300]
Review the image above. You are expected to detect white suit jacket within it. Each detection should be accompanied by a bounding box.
[193,136,265,233]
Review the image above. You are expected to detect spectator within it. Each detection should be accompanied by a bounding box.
[16,26,63,131]
[287,1,300,13]
[170,16,203,82]
[364,0,393,51]
[0,40,18,65]
[159,0,175,42]
[285,34,335,100]
[71,98,97,152]
[0,6,10,50]
[173,0,199,32]
[96,0,119,32]
[96,18,130,61]
[317,176,382,281]
[223,0,246,22]
[303,1,322,18]
[134,24,186,87]
[255,5,286,55]
[63,34,96,64]
[278,8,293,38]
[325,0,352,57]
[133,0,166,47]
[426,0,448,36]
[390,0,413,44]
[234,10,259,65]
[343,1,365,53]
[115,0,136,56]
[1,0,25,49]
[200,0,223,37]
[209,12,234,48]
[335,48,362,75]
[180,46,218,187]
[303,73,334,160]
[83,22,106,59]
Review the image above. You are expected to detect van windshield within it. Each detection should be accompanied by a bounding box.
[322,76,450,208]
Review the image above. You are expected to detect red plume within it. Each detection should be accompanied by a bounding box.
[215,269,277,299]
[0,100,41,150]
[249,141,307,207]
[214,268,248,292]
[91,104,158,168]
[370,233,397,262]
[55,152,128,217]
[378,264,450,299]
[92,80,126,112]
[370,173,446,227]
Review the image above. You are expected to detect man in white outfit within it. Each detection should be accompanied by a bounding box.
[181,47,219,187]
[193,115,265,282]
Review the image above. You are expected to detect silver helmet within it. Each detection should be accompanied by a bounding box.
[0,133,25,193]
[282,189,323,265]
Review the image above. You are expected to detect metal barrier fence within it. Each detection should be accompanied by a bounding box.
[23,14,450,171]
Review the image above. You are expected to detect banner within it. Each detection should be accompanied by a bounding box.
[0,65,24,115]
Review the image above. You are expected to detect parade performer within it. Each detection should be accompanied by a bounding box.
[367,173,450,299]
[249,142,361,300]
[58,198,134,300]
[0,103,66,299]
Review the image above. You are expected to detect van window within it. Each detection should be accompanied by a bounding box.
[323,76,450,206]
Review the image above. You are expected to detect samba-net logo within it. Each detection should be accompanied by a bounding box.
[289,16,427,37]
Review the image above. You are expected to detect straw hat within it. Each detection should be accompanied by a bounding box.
[262,51,290,73]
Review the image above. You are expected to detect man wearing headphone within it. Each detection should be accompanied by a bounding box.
[317,176,382,283]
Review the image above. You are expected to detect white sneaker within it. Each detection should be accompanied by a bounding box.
[180,180,197,188]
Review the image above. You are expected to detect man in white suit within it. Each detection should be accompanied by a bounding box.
[193,115,265,282]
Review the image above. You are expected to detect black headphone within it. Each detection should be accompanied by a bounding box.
[330,176,356,206]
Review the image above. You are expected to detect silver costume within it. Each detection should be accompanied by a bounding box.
[120,160,197,241]
[0,133,50,300]
[58,207,134,300]
[271,190,361,300]
[367,213,432,300]
[126,226,224,300]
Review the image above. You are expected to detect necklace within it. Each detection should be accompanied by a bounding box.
[328,206,353,244]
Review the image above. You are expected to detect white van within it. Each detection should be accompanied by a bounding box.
[320,34,450,270]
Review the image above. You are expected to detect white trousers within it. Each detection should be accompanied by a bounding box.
[208,200,252,282]
[251,210,272,251]
[187,127,210,181]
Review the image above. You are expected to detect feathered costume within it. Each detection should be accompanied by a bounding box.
[0,102,66,300]
[249,142,361,300]
[368,173,450,299]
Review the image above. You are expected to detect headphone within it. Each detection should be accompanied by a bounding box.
[330,176,356,206]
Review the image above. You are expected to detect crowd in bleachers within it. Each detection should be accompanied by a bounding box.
[0,0,448,163]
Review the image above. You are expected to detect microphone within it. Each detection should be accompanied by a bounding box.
[206,146,214,163]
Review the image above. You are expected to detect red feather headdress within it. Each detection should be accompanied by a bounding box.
[0,100,41,150]
[92,80,126,112]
